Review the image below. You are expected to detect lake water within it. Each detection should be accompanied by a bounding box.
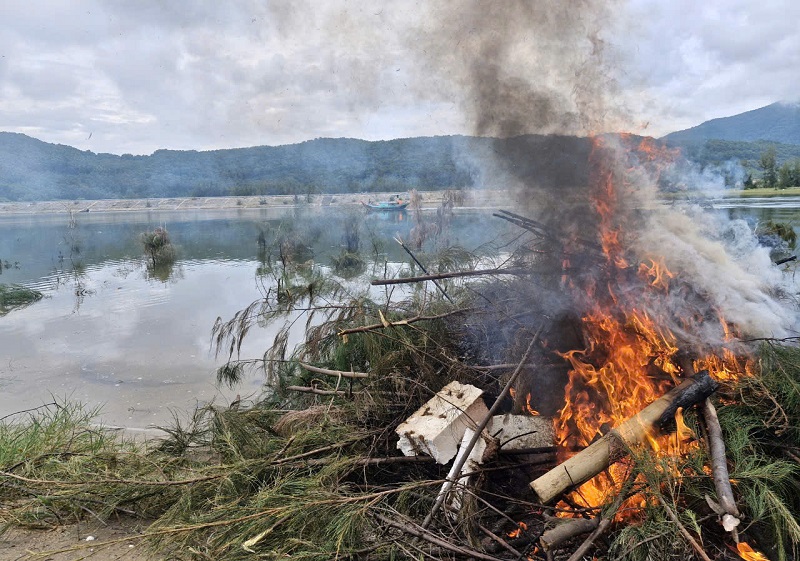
[2,198,800,432]
[0,205,508,431]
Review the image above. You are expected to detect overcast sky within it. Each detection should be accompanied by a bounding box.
[1,0,798,155]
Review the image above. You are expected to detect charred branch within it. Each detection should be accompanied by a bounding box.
[540,517,599,552]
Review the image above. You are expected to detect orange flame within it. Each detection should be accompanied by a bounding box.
[552,136,754,517]
[737,542,769,561]
[525,393,540,416]
[509,388,541,416]
[507,521,527,539]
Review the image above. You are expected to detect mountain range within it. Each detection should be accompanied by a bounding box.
[662,102,800,145]
[1,102,798,202]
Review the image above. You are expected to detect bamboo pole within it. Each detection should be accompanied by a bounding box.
[530,372,718,504]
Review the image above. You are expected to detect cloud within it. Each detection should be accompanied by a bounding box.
[619,0,800,135]
[0,1,797,153]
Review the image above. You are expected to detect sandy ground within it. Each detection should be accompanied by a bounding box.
[0,189,509,215]
[0,518,158,561]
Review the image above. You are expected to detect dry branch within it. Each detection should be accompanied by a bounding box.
[540,517,599,552]
[658,495,714,561]
[394,236,454,303]
[298,362,369,379]
[370,267,528,286]
[375,513,506,561]
[285,386,350,396]
[531,372,718,504]
[701,398,741,519]
[337,308,473,336]
[477,523,524,558]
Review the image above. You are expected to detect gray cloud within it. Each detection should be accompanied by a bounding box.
[0,1,797,154]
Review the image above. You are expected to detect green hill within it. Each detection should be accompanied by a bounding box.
[662,101,800,145]
[0,132,599,202]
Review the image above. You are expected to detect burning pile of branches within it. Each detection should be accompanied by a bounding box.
[184,135,798,560]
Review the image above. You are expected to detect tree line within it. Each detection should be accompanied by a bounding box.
[743,145,800,189]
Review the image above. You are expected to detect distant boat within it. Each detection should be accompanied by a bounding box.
[362,194,410,211]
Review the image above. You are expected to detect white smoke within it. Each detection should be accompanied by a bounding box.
[637,199,799,342]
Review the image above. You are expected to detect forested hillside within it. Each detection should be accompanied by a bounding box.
[671,139,800,169]
[4,124,800,202]
[662,102,800,145]
[0,133,472,201]
[0,133,595,202]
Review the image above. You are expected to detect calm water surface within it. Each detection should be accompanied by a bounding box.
[0,206,505,430]
[2,200,799,430]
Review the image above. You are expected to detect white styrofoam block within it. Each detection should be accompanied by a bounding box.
[396,381,488,464]
[491,414,554,450]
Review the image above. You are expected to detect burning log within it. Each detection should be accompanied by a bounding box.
[530,371,718,504]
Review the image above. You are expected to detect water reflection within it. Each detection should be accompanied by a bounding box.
[0,206,512,429]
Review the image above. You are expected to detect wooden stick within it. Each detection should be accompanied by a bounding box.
[701,398,741,518]
[370,267,528,286]
[540,518,599,552]
[420,325,543,530]
[658,495,714,561]
[337,308,474,336]
[530,372,718,504]
[374,513,507,561]
[285,386,350,396]
[298,362,369,379]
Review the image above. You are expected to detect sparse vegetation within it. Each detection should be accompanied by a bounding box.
[0,283,43,315]
[140,227,176,268]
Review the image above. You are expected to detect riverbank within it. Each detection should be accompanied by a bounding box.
[0,189,510,215]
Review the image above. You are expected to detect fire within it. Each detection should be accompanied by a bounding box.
[737,542,769,561]
[507,521,527,539]
[525,393,540,416]
[509,388,541,416]
[552,135,753,516]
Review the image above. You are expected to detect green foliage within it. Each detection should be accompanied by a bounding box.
[777,158,800,189]
[0,132,480,201]
[0,283,43,315]
[663,102,800,146]
[140,227,176,268]
[0,401,185,526]
[759,145,778,188]
[756,220,798,249]
[669,138,800,183]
